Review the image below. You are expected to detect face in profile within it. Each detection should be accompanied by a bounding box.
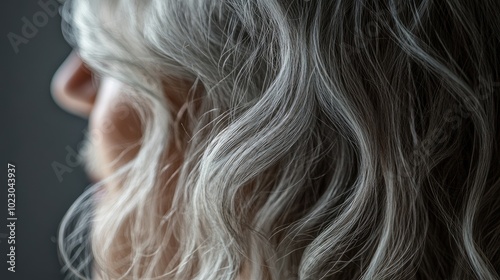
[52,51,140,181]
[51,50,193,196]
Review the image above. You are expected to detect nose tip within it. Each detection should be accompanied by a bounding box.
[51,51,98,118]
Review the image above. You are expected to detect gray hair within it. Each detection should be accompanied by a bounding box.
[58,0,500,279]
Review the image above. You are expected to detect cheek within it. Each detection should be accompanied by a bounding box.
[88,78,142,180]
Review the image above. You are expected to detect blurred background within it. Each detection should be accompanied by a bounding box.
[1,0,90,279]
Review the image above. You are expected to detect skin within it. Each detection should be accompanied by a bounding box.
[52,51,143,184]
[52,51,192,185]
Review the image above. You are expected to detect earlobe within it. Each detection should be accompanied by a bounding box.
[51,51,98,118]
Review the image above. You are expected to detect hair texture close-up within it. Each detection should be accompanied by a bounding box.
[58,0,500,279]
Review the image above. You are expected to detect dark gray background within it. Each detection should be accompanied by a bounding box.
[1,0,90,279]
